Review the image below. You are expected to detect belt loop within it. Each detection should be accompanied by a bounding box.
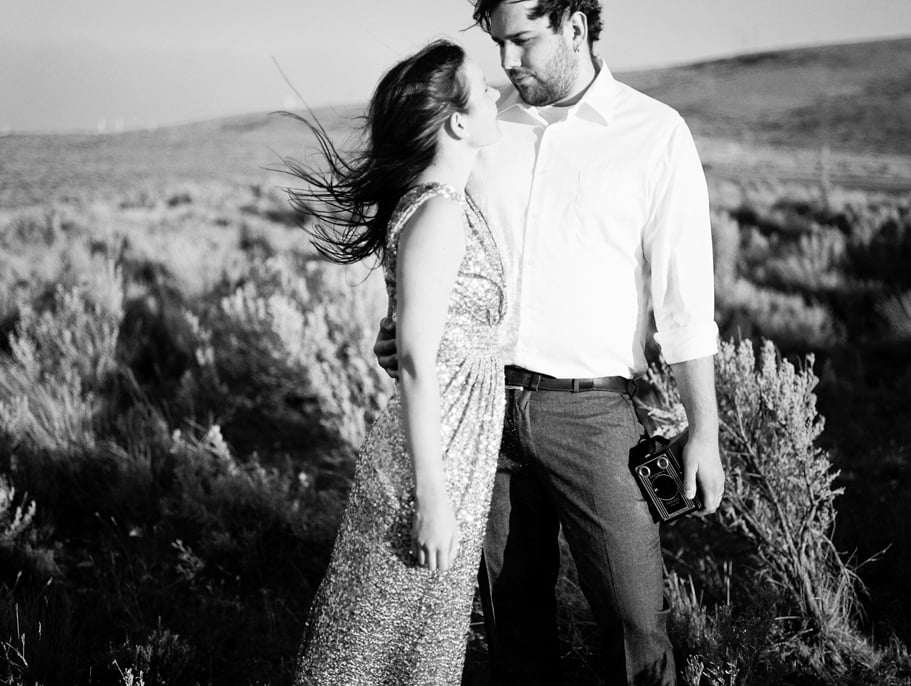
[571,378,580,392]
[530,373,540,391]
[627,378,638,397]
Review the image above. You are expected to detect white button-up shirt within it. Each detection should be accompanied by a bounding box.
[469,62,718,379]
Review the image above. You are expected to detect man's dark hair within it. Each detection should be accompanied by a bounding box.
[472,0,603,46]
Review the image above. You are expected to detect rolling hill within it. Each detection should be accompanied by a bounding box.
[621,36,911,155]
[1,37,909,207]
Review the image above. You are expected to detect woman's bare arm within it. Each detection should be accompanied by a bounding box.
[396,196,466,571]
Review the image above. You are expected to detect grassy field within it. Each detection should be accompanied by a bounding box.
[1,38,910,685]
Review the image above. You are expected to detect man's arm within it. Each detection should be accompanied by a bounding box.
[669,355,724,514]
[643,115,723,513]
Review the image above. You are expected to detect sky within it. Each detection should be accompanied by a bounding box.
[2,0,911,133]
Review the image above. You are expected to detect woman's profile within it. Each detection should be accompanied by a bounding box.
[283,40,505,685]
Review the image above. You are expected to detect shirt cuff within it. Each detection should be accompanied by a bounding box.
[654,322,719,364]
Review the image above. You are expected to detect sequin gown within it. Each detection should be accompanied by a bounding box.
[295,182,507,686]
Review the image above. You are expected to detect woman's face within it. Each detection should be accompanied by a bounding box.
[459,57,501,148]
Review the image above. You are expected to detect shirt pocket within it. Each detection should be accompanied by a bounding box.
[572,171,648,252]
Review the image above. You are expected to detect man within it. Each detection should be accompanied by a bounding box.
[375,1,724,683]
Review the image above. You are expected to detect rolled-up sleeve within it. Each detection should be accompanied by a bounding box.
[644,115,719,364]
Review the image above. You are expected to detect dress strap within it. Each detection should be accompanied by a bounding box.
[385,182,465,258]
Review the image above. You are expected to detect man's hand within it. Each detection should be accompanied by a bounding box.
[373,316,399,379]
[682,430,724,515]
[670,355,724,516]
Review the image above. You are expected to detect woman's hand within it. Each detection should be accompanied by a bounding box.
[411,490,459,572]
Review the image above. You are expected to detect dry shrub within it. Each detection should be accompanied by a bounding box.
[712,211,740,290]
[0,259,123,455]
[714,339,857,654]
[0,209,113,302]
[0,582,76,686]
[166,422,342,575]
[646,338,903,682]
[879,290,911,341]
[109,624,195,686]
[0,476,35,547]
[665,563,783,686]
[761,227,848,292]
[168,423,307,534]
[295,262,392,449]
[716,279,842,349]
[0,210,63,249]
[844,196,911,288]
[217,255,391,450]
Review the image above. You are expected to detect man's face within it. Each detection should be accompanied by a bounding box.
[489,0,578,107]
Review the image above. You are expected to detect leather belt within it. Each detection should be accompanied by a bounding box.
[504,366,636,395]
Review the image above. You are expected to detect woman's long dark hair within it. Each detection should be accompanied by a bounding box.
[280,39,470,265]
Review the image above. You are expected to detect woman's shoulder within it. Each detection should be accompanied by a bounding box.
[400,192,465,242]
[385,183,467,267]
[392,183,465,235]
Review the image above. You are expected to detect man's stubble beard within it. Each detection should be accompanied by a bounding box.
[511,38,578,107]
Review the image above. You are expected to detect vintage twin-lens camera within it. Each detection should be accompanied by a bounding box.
[629,429,702,522]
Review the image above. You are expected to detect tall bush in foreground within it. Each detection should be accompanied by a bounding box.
[647,339,907,682]
[715,340,857,651]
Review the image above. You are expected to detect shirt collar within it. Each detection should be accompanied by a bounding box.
[497,57,615,126]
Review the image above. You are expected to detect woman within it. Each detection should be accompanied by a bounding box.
[286,40,505,685]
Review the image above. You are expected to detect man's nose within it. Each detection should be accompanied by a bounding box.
[500,44,520,70]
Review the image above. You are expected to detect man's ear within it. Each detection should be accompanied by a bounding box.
[568,10,588,51]
[447,111,470,140]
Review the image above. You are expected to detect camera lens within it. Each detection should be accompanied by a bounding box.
[637,466,651,478]
[652,475,677,501]
[656,456,669,470]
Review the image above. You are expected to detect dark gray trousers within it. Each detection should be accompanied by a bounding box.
[481,387,675,686]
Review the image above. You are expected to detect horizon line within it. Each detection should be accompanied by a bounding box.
[4,33,909,137]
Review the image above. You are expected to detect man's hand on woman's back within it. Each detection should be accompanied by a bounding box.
[374,317,399,379]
